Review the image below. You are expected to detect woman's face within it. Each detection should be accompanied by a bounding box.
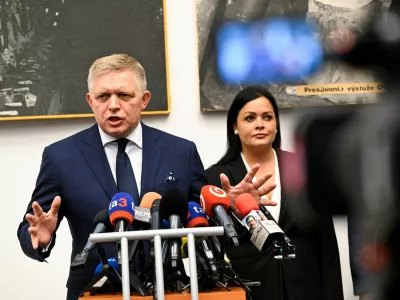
[234,97,277,149]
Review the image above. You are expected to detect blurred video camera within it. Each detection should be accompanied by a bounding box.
[214,9,400,300]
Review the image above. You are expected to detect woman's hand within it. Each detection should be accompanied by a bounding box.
[219,163,277,217]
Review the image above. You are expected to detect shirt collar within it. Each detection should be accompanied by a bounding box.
[98,122,143,149]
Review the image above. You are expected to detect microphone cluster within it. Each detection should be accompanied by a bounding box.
[71,184,295,298]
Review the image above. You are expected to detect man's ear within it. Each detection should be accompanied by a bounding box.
[86,93,93,108]
[141,91,151,110]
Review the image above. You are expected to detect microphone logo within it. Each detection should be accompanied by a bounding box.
[109,197,135,211]
[193,206,205,214]
[208,186,227,198]
[200,194,206,214]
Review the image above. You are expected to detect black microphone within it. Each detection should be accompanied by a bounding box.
[150,199,161,258]
[258,204,296,259]
[196,237,218,275]
[159,188,188,270]
[182,239,209,274]
[71,209,112,269]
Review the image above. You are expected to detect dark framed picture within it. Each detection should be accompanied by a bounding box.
[0,0,170,121]
[196,0,391,111]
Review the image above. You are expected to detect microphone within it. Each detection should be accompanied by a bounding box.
[235,193,289,258]
[257,204,296,259]
[184,201,218,274]
[133,192,162,224]
[159,188,188,270]
[138,192,162,260]
[71,209,112,269]
[94,257,119,276]
[109,192,135,265]
[200,185,240,247]
[185,202,209,228]
[181,238,209,273]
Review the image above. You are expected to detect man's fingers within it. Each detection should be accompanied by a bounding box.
[28,227,38,235]
[25,213,37,226]
[243,164,260,183]
[32,202,43,217]
[253,172,273,190]
[220,173,231,192]
[50,196,61,215]
[31,235,39,250]
[28,227,39,250]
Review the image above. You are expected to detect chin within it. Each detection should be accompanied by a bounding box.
[251,141,270,147]
[104,126,128,137]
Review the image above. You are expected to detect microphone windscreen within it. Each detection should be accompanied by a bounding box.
[94,257,119,276]
[200,185,230,217]
[93,209,113,230]
[186,202,209,228]
[140,192,162,208]
[159,188,188,220]
[235,193,259,216]
[109,192,135,227]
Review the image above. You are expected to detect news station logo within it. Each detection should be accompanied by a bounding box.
[109,197,135,211]
[208,186,227,198]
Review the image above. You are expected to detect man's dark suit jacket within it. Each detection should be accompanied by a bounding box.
[205,150,344,300]
[17,122,207,296]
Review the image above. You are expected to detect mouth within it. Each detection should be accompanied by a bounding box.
[253,133,268,138]
[107,116,123,124]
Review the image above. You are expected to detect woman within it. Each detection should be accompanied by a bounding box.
[206,86,344,300]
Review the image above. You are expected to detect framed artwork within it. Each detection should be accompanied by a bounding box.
[0,0,170,121]
[196,0,391,111]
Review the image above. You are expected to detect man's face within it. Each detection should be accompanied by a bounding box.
[86,69,151,138]
[247,217,257,229]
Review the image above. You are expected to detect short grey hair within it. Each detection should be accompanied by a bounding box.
[87,54,147,92]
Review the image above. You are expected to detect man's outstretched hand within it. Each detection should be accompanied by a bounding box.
[220,163,277,217]
[25,196,61,250]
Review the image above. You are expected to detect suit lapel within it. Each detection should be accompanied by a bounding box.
[276,150,291,229]
[227,157,248,187]
[140,123,163,198]
[79,124,118,201]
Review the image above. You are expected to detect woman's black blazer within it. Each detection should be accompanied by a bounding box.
[205,150,344,300]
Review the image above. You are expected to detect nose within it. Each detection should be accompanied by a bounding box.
[255,117,265,130]
[108,94,120,111]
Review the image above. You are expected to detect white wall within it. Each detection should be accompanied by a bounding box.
[0,0,356,299]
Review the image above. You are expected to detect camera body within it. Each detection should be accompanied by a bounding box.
[216,10,400,299]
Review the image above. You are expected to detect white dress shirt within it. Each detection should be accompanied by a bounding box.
[240,149,282,222]
[98,123,143,195]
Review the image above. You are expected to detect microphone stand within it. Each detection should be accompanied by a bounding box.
[79,244,123,296]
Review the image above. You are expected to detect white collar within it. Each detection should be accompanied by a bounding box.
[98,122,143,149]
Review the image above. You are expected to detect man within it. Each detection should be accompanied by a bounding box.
[17,54,275,300]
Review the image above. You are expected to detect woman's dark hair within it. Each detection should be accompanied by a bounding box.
[215,86,281,166]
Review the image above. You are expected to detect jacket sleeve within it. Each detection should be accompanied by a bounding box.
[319,215,344,300]
[189,142,208,202]
[17,146,65,262]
